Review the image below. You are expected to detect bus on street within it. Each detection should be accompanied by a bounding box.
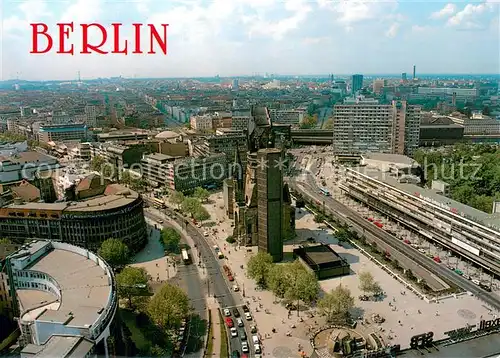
[181,249,191,265]
[320,187,330,196]
[152,198,166,209]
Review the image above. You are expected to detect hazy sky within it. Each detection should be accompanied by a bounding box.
[1,0,499,80]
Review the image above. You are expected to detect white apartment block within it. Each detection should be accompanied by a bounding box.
[417,87,478,98]
[332,100,421,157]
[85,105,98,127]
[463,118,500,135]
[340,165,500,276]
[190,115,213,131]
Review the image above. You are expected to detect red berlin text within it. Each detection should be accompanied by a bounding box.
[30,23,169,55]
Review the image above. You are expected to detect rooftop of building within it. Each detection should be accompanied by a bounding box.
[39,124,87,132]
[3,183,139,213]
[9,240,114,329]
[0,151,58,165]
[360,153,419,168]
[22,335,94,358]
[155,130,181,140]
[97,130,150,139]
[349,166,500,231]
[11,181,41,202]
[293,244,348,270]
[143,152,179,162]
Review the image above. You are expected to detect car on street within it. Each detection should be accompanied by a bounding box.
[233,285,239,292]
[239,329,247,340]
[233,308,241,317]
[204,231,209,237]
[225,318,234,328]
[250,325,257,333]
[252,335,259,344]
[254,344,262,354]
[231,350,240,358]
[242,305,249,313]
[236,318,244,327]
[158,220,164,224]
[244,312,252,321]
[224,308,231,316]
[230,327,238,337]
[241,342,249,353]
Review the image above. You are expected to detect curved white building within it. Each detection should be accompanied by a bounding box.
[5,240,117,358]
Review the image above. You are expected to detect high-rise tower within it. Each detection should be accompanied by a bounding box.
[256,148,284,262]
[351,74,363,94]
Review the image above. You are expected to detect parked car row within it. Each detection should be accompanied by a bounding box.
[225,306,260,356]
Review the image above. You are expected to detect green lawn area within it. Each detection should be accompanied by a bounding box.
[120,309,152,353]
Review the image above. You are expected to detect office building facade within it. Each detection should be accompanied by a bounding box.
[38,124,88,143]
[0,184,147,253]
[351,74,363,94]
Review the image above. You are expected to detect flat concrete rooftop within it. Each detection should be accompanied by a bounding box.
[351,167,500,231]
[19,248,111,327]
[5,185,139,213]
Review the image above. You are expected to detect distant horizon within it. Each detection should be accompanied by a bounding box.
[2,73,500,83]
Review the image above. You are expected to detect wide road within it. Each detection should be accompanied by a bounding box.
[144,211,205,357]
[145,207,247,355]
[288,172,500,311]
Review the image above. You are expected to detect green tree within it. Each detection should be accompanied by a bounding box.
[90,155,106,171]
[116,266,149,308]
[98,238,130,269]
[193,206,210,222]
[318,285,354,322]
[90,155,114,179]
[161,227,181,253]
[247,252,274,287]
[314,214,325,223]
[182,197,201,216]
[193,187,210,203]
[295,266,320,304]
[267,264,288,298]
[148,283,190,330]
[284,261,320,307]
[299,114,318,129]
[323,118,334,130]
[171,191,185,209]
[225,236,236,244]
[358,271,378,294]
[0,238,11,244]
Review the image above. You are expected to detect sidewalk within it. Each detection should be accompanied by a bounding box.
[130,218,177,283]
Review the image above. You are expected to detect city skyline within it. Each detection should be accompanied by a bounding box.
[1,0,499,80]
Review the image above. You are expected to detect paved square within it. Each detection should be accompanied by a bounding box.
[203,193,500,352]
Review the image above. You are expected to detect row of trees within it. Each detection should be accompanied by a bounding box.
[171,188,211,222]
[97,238,190,330]
[121,170,148,192]
[414,144,500,213]
[247,252,320,307]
